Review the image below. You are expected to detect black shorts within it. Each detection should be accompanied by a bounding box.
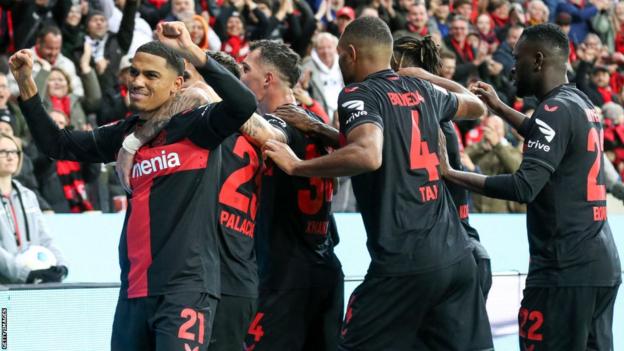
[111,292,218,351]
[519,285,620,351]
[339,254,493,351]
[244,277,344,351]
[208,294,256,351]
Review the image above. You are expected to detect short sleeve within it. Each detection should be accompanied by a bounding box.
[263,114,292,144]
[337,84,384,136]
[521,101,571,172]
[425,81,458,122]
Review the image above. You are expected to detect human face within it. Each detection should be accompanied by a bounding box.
[616,3,624,23]
[316,37,337,68]
[227,16,244,37]
[0,75,8,108]
[127,52,183,113]
[188,19,205,45]
[66,5,82,25]
[173,0,195,19]
[87,14,108,39]
[440,58,456,79]
[37,33,62,64]
[455,4,472,19]
[0,124,12,137]
[511,39,536,97]
[0,138,20,177]
[593,71,610,88]
[433,4,449,20]
[476,14,491,34]
[47,70,69,98]
[507,27,523,48]
[407,4,428,29]
[398,0,415,11]
[336,17,352,34]
[337,40,356,84]
[450,19,468,42]
[528,2,547,23]
[240,49,268,101]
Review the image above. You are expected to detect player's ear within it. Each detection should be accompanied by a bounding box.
[348,44,357,62]
[535,51,544,72]
[172,75,184,94]
[264,71,273,88]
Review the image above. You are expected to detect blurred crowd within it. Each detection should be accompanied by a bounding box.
[1,0,624,214]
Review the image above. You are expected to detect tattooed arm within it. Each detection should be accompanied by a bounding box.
[240,114,287,147]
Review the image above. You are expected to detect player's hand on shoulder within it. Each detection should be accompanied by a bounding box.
[397,66,431,80]
[274,104,317,133]
[263,139,302,176]
[470,81,503,114]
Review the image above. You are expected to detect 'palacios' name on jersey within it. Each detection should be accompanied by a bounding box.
[220,209,255,238]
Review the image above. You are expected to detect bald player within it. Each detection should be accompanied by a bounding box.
[443,23,621,351]
[264,17,493,350]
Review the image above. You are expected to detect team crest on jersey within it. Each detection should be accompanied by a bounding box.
[342,100,364,111]
[535,118,556,142]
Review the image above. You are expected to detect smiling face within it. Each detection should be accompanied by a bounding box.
[47,69,70,98]
[407,4,428,29]
[227,16,244,36]
[37,33,62,64]
[127,52,183,113]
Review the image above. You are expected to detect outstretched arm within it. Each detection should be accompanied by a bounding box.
[470,81,529,131]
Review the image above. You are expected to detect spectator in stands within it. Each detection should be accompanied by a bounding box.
[476,13,498,53]
[556,0,599,44]
[612,2,624,55]
[492,24,523,77]
[7,26,84,99]
[221,13,252,61]
[164,0,196,21]
[431,0,451,38]
[478,57,515,104]
[61,4,87,62]
[576,40,619,106]
[452,0,473,22]
[5,0,71,51]
[0,73,27,141]
[80,0,138,94]
[603,102,624,176]
[439,50,457,79]
[0,133,68,284]
[464,115,524,213]
[257,0,313,52]
[97,55,132,126]
[184,14,222,51]
[488,0,510,33]
[98,0,153,56]
[555,12,577,62]
[393,3,440,39]
[526,0,550,26]
[303,32,342,121]
[215,0,270,43]
[36,45,101,131]
[327,6,355,37]
[33,110,100,213]
[357,6,379,18]
[444,15,484,84]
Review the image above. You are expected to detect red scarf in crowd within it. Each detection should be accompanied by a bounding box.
[50,95,71,124]
[450,38,474,62]
[55,161,94,213]
[616,24,624,54]
[489,13,508,29]
[222,35,249,62]
[407,23,429,37]
[147,0,167,9]
[0,8,15,53]
[597,86,614,104]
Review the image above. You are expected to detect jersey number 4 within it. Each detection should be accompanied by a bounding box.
[410,110,439,181]
[587,127,606,202]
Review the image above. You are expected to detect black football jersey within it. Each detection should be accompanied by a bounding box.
[337,69,472,276]
[516,84,621,287]
[217,134,262,297]
[255,113,341,289]
[440,121,480,241]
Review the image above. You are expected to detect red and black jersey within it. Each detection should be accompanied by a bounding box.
[18,53,258,299]
[486,85,621,287]
[337,69,472,276]
[217,133,262,298]
[255,113,341,290]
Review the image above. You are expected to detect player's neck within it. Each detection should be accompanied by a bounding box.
[0,177,12,196]
[537,73,568,101]
[260,87,296,115]
[357,62,392,82]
